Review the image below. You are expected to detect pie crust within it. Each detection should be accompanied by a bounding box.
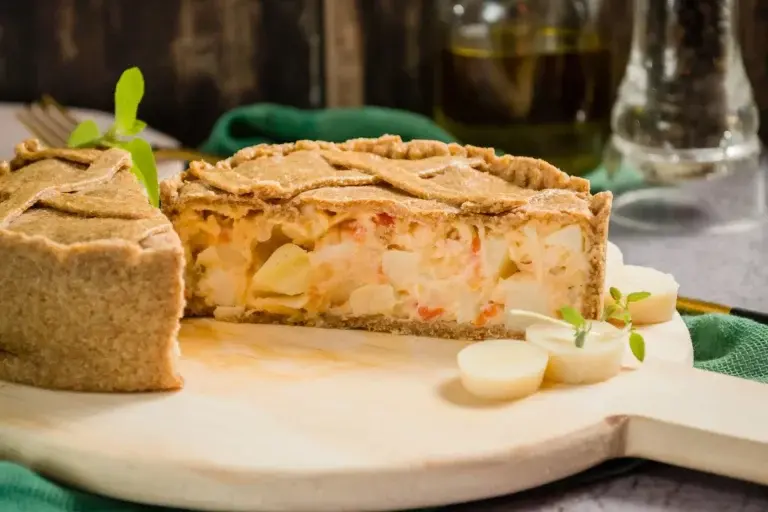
[161,135,612,340]
[0,140,185,391]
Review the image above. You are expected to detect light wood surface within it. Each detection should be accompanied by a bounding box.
[0,311,766,512]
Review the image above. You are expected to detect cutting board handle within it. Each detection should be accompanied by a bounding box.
[621,361,768,485]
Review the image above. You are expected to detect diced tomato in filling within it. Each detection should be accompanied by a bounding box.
[418,305,444,321]
[473,303,503,326]
[471,233,481,254]
[373,212,395,227]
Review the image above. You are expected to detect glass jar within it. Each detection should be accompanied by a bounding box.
[434,0,613,176]
[604,0,764,232]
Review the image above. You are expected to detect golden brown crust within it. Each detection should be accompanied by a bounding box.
[0,139,185,392]
[582,191,612,320]
[161,135,593,217]
[203,308,522,341]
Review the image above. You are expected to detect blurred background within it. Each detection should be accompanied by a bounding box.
[0,0,765,149]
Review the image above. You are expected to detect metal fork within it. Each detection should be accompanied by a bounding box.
[15,95,221,164]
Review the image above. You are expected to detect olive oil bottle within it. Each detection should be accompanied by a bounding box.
[435,2,614,176]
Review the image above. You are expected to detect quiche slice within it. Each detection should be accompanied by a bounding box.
[0,140,185,391]
[161,135,612,340]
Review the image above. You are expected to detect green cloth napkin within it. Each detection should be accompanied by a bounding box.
[3,105,767,511]
[201,104,456,157]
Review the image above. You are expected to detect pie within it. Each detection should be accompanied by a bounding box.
[0,140,185,392]
[161,135,612,340]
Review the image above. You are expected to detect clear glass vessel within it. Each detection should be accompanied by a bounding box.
[435,0,613,177]
[605,0,765,232]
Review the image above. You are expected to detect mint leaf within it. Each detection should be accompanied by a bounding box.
[609,287,622,301]
[114,67,145,135]
[129,161,149,190]
[122,138,159,207]
[68,120,102,147]
[629,331,645,362]
[559,306,585,328]
[627,291,651,303]
[121,119,147,136]
[602,303,619,321]
[65,66,159,209]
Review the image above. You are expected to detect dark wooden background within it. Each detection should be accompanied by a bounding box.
[0,0,766,146]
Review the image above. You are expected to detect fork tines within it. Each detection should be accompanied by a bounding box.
[15,96,82,148]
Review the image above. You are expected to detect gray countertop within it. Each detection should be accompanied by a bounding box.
[457,463,768,511]
[455,178,768,510]
[611,223,768,313]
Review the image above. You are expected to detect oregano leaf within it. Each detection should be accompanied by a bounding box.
[609,287,622,301]
[65,66,159,210]
[122,138,159,207]
[629,331,645,362]
[627,291,651,303]
[559,306,585,328]
[114,67,145,135]
[122,119,147,136]
[574,330,587,348]
[130,164,148,189]
[67,120,102,148]
[602,303,619,321]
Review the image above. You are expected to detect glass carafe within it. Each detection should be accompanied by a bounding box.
[605,0,764,232]
[435,0,613,176]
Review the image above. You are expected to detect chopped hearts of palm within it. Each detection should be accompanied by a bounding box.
[458,288,654,400]
[558,286,651,363]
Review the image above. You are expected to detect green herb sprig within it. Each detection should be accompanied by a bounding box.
[603,287,650,362]
[559,306,591,348]
[558,287,651,362]
[67,67,159,207]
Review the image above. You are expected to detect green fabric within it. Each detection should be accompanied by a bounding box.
[0,462,176,511]
[201,104,456,158]
[686,314,768,383]
[3,105,767,511]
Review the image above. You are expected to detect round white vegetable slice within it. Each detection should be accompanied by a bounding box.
[457,340,549,401]
[606,264,679,325]
[605,241,624,289]
[606,241,624,268]
[526,321,627,385]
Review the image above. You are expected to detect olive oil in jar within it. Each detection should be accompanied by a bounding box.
[435,35,613,176]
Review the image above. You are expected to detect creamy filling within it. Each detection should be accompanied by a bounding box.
[174,206,590,326]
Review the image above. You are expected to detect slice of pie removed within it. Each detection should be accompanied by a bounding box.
[0,140,185,391]
[161,135,612,340]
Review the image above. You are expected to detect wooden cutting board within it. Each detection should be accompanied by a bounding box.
[1,311,767,512]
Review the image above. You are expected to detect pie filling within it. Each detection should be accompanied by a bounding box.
[174,205,590,326]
